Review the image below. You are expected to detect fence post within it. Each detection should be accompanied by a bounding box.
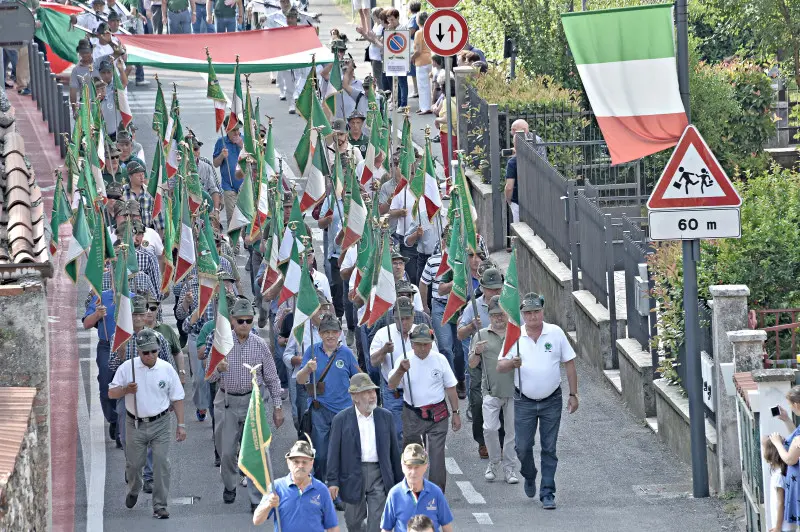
[567,180,580,289]
[488,103,505,251]
[53,82,64,146]
[41,61,51,124]
[709,285,750,494]
[60,94,70,158]
[49,73,58,136]
[453,66,473,154]
[29,42,37,103]
[604,212,618,367]
[36,53,45,111]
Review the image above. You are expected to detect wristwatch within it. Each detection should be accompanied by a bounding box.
[569,393,579,398]
[452,409,460,415]
[178,370,186,375]
[178,423,186,428]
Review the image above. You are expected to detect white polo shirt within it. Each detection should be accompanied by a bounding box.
[500,323,576,400]
[110,357,185,418]
[388,349,456,407]
[370,324,438,384]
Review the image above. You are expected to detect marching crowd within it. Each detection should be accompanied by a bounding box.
[45,0,585,530]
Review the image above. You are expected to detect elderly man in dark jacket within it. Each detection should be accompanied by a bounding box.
[327,373,403,532]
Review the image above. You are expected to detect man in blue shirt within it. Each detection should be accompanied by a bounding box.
[381,444,454,532]
[83,286,133,447]
[212,116,245,229]
[297,314,360,481]
[253,440,339,532]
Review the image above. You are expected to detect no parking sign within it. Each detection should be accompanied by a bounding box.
[383,30,410,76]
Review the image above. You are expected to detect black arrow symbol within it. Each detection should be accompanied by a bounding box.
[436,22,445,42]
[448,24,456,41]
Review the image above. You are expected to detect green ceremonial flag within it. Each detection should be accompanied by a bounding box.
[240,85,257,176]
[35,9,80,64]
[294,90,333,173]
[66,114,82,193]
[49,171,72,255]
[379,99,391,172]
[264,119,277,175]
[202,208,220,264]
[64,200,91,283]
[161,196,176,293]
[125,223,139,275]
[184,142,204,214]
[85,207,108,297]
[153,78,168,137]
[296,58,318,121]
[325,54,342,114]
[227,170,255,248]
[455,154,478,253]
[238,371,273,495]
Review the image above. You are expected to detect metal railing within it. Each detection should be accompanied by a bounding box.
[754,308,800,368]
[28,41,70,158]
[737,395,763,532]
[461,84,491,182]
[575,191,618,366]
[620,215,656,367]
[516,135,576,271]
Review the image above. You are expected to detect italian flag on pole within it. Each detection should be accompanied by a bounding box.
[499,247,522,356]
[49,171,71,255]
[278,238,302,307]
[113,62,132,128]
[366,232,396,327]
[147,136,167,220]
[64,201,91,283]
[111,245,134,353]
[341,166,367,251]
[441,217,467,325]
[561,4,687,165]
[228,59,244,133]
[299,130,328,213]
[291,258,321,344]
[166,95,184,179]
[206,50,228,133]
[160,196,176,294]
[193,229,219,324]
[174,187,196,285]
[359,107,383,186]
[227,170,255,248]
[205,281,234,379]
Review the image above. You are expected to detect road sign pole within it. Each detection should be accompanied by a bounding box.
[676,0,709,499]
[444,56,453,185]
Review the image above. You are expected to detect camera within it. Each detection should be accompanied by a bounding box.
[772,405,781,417]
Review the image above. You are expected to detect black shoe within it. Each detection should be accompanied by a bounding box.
[258,309,268,329]
[214,453,221,467]
[125,493,138,508]
[251,503,258,513]
[223,488,236,504]
[109,422,117,441]
[143,480,153,494]
[524,478,537,498]
[116,437,123,449]
[153,508,170,519]
[456,380,466,400]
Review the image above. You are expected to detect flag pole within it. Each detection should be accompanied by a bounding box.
[393,300,414,407]
[263,445,283,532]
[456,169,482,344]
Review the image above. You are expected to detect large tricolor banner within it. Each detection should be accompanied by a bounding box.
[561,4,688,165]
[118,27,333,74]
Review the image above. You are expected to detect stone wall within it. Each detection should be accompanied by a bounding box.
[0,281,51,525]
[0,389,45,532]
[466,167,506,253]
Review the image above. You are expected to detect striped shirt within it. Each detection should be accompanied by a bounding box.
[420,252,447,303]
[207,331,283,406]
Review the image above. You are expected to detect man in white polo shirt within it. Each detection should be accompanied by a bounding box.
[109,328,186,519]
[498,292,578,510]
[388,323,460,493]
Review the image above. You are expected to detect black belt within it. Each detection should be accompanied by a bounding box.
[222,389,252,397]
[168,8,188,12]
[403,401,422,414]
[514,386,561,402]
[127,409,169,423]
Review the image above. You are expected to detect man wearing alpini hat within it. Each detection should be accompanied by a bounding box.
[253,440,340,531]
[328,373,403,532]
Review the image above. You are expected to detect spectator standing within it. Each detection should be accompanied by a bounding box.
[504,119,530,224]
[207,0,243,33]
[407,1,421,99]
[192,0,215,32]
[357,8,385,92]
[212,117,245,228]
[434,79,457,186]
[163,0,194,33]
[411,12,432,115]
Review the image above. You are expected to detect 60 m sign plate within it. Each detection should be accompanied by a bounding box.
[648,208,741,241]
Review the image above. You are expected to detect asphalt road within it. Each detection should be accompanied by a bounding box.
[69,12,741,531]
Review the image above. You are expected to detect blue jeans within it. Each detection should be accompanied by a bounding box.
[96,341,117,425]
[381,380,403,448]
[192,3,215,33]
[117,398,154,482]
[288,377,308,423]
[311,405,336,480]
[431,299,455,372]
[215,16,236,33]
[514,388,563,500]
[397,76,408,108]
[167,9,192,34]
[3,48,18,80]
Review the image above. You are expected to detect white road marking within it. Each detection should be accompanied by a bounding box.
[445,457,462,475]
[78,330,106,532]
[456,481,486,504]
[473,512,493,525]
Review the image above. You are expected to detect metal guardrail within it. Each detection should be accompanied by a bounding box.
[620,215,655,365]
[27,41,69,158]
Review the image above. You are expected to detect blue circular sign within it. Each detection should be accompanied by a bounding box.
[387,32,407,54]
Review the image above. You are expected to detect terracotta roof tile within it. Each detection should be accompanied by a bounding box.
[0,387,36,490]
[0,104,51,277]
[733,372,758,409]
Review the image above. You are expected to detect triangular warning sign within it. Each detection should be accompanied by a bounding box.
[647,125,742,210]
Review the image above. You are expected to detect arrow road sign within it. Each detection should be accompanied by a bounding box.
[647,125,742,210]
[423,9,469,58]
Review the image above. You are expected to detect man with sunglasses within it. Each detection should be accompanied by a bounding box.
[103,144,128,185]
[109,295,176,495]
[109,328,186,520]
[208,297,284,509]
[143,293,186,384]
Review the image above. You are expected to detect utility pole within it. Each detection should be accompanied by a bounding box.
[676,0,709,499]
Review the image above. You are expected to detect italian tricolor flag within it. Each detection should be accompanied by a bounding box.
[366,232,396,327]
[64,201,91,283]
[278,238,301,307]
[290,258,320,344]
[206,52,228,133]
[359,108,383,186]
[499,247,521,356]
[561,4,687,165]
[228,60,243,133]
[174,188,196,285]
[341,167,367,251]
[111,245,133,353]
[299,130,328,213]
[205,282,234,379]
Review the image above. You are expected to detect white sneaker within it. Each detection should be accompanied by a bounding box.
[484,464,496,482]
[135,80,150,87]
[504,468,519,484]
[289,102,296,114]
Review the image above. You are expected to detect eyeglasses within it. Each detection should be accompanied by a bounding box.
[142,350,158,355]
[237,318,254,325]
[147,305,159,311]
[111,155,120,160]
